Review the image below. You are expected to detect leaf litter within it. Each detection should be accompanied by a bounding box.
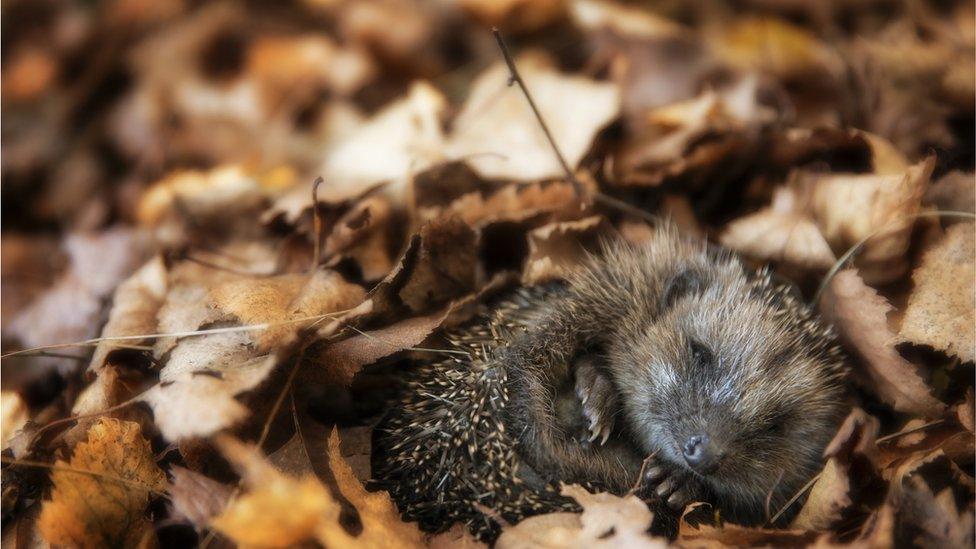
[1,0,973,547]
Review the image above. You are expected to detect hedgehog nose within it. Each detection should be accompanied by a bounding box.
[682,434,717,472]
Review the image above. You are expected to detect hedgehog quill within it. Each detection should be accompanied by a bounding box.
[373,226,849,539]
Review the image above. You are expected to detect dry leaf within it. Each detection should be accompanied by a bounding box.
[212,431,424,548]
[523,216,610,284]
[459,0,564,32]
[792,409,879,531]
[803,154,935,284]
[317,307,454,386]
[711,16,841,79]
[8,229,149,371]
[888,450,975,548]
[324,429,426,547]
[210,270,366,350]
[447,53,620,182]
[38,418,166,548]
[819,270,945,417]
[721,187,837,270]
[899,222,975,362]
[497,484,666,548]
[168,465,234,527]
[1,392,28,450]
[317,81,446,203]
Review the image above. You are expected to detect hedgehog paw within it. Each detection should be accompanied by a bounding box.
[574,357,616,446]
[643,459,697,511]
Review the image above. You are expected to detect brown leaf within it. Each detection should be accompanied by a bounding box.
[459,0,564,32]
[792,409,879,531]
[678,503,818,547]
[899,222,975,362]
[417,179,587,229]
[38,418,166,549]
[317,303,459,386]
[819,269,945,417]
[888,450,975,548]
[9,228,149,369]
[73,256,169,416]
[429,524,487,549]
[366,218,479,319]
[523,216,611,285]
[710,16,841,79]
[210,270,366,350]
[211,437,338,547]
[168,465,233,527]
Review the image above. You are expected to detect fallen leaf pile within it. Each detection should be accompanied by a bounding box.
[1,0,973,547]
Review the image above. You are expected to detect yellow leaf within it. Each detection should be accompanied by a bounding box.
[324,429,426,548]
[212,433,424,548]
[38,418,166,549]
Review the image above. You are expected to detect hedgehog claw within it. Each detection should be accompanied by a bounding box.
[574,357,617,446]
[667,489,690,510]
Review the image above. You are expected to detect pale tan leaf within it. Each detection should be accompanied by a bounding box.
[1,392,28,451]
[317,81,446,203]
[899,222,975,362]
[447,53,620,181]
[497,484,666,548]
[721,187,836,270]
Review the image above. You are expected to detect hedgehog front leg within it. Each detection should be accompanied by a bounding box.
[574,356,617,445]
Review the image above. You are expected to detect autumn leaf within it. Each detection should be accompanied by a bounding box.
[899,222,975,362]
[38,418,166,549]
[819,270,945,417]
[211,431,424,548]
[446,53,620,182]
[497,484,667,548]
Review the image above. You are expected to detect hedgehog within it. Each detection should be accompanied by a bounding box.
[372,225,848,540]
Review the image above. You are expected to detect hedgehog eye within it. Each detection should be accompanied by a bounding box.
[688,339,713,368]
[764,411,790,435]
[661,268,706,311]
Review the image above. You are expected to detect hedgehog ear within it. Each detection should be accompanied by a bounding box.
[661,268,706,310]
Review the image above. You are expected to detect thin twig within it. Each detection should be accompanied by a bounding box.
[628,452,657,495]
[491,28,660,225]
[769,472,821,525]
[257,345,308,450]
[1,311,350,358]
[343,323,471,358]
[492,28,582,199]
[310,176,325,274]
[28,396,142,450]
[1,456,166,496]
[763,468,786,525]
[181,255,276,278]
[812,210,976,306]
[877,419,946,444]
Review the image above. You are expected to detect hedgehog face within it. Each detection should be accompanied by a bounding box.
[607,267,847,523]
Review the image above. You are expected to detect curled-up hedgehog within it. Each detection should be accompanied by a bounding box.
[372,225,848,539]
